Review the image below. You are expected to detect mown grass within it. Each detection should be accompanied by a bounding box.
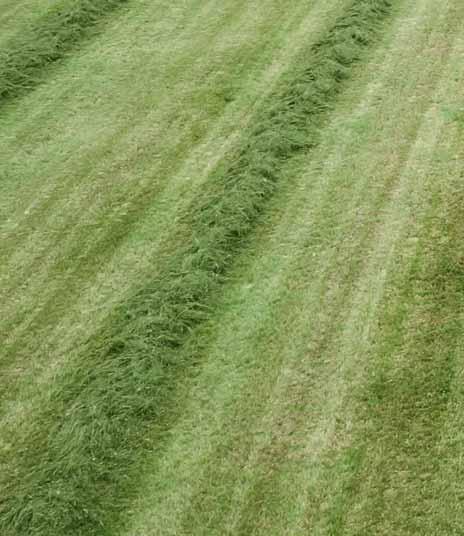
[343,163,464,534]
[0,0,128,101]
[114,5,464,533]
[0,1,58,51]
[315,85,464,532]
[0,1,395,534]
[0,0,304,381]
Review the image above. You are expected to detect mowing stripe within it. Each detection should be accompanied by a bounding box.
[338,50,464,533]
[0,0,128,101]
[0,1,397,534]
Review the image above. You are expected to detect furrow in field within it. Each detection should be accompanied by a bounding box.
[0,1,396,534]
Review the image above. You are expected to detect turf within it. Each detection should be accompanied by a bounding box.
[1,0,463,534]
[0,0,128,100]
[0,1,58,50]
[117,1,464,534]
[0,0,395,534]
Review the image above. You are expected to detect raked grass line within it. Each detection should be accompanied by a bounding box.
[0,1,396,534]
[0,0,130,100]
[115,0,464,534]
[0,0,346,395]
[0,1,60,49]
[0,4,361,483]
[1,0,462,534]
[0,6,363,529]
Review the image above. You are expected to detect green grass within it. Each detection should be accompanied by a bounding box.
[0,1,395,534]
[0,1,59,50]
[0,0,326,390]
[1,0,464,534]
[113,1,464,533]
[336,111,464,533]
[0,0,128,100]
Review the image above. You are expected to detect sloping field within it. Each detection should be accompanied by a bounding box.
[1,0,463,534]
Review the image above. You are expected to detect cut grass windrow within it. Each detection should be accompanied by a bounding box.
[0,1,395,534]
[0,0,128,101]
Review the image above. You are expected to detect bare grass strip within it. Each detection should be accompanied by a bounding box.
[0,0,128,101]
[0,1,395,534]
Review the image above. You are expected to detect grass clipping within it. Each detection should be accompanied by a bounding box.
[0,1,394,534]
[0,0,127,101]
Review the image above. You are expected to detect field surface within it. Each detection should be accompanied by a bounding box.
[1,0,463,535]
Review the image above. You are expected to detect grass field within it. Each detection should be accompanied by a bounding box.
[1,0,463,534]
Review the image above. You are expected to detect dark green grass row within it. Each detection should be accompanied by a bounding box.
[0,1,395,534]
[0,0,128,101]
